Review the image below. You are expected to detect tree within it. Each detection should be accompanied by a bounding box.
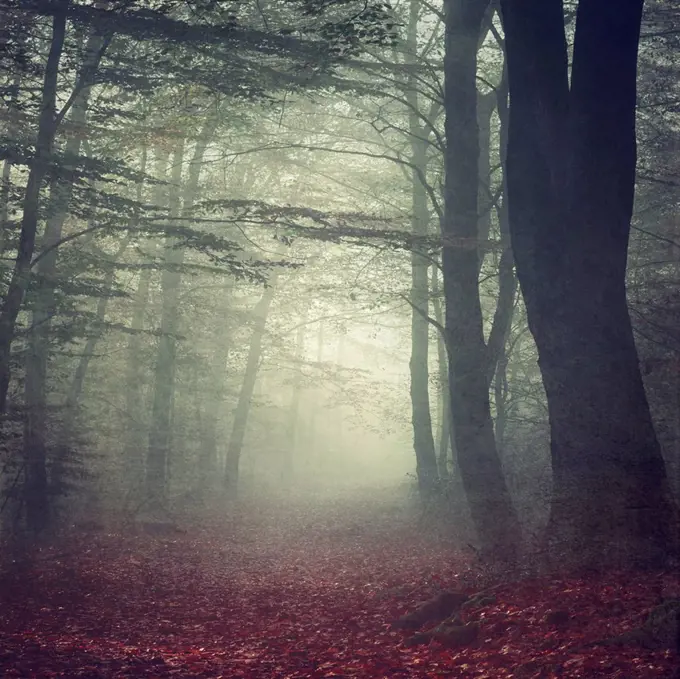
[0,0,69,416]
[405,0,440,499]
[224,275,278,494]
[500,0,678,568]
[442,0,521,562]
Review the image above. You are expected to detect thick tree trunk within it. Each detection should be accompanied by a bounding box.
[405,0,440,499]
[0,0,68,417]
[224,279,277,494]
[500,0,678,568]
[442,0,522,562]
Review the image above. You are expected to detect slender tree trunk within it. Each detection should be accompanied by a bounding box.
[282,312,307,486]
[124,267,153,488]
[442,0,521,562]
[146,117,217,499]
[485,64,517,391]
[145,142,185,499]
[23,31,108,527]
[65,142,147,415]
[64,141,145,410]
[308,320,324,471]
[198,280,234,494]
[501,0,677,568]
[224,279,277,494]
[491,62,515,452]
[405,0,439,499]
[477,90,495,268]
[431,265,453,480]
[0,0,68,417]
[125,149,169,496]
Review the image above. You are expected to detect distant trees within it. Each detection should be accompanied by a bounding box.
[500,0,678,567]
[1,0,676,574]
[0,0,398,532]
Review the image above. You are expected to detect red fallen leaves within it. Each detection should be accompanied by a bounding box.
[0,503,678,678]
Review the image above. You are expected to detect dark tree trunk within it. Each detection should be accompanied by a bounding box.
[0,0,68,417]
[24,31,107,525]
[500,0,678,568]
[442,0,522,562]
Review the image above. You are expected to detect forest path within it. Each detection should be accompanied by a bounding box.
[0,489,677,677]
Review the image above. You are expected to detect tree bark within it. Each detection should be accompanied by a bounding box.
[0,0,69,417]
[500,0,678,568]
[224,278,277,494]
[442,0,521,562]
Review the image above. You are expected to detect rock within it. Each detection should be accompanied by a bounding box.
[544,609,570,626]
[643,599,680,652]
[404,622,480,649]
[433,621,480,648]
[391,590,469,630]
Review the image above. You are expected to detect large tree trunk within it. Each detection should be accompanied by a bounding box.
[0,0,68,417]
[500,0,677,568]
[442,0,521,562]
[224,279,277,494]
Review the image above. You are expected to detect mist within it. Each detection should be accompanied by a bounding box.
[1,0,679,676]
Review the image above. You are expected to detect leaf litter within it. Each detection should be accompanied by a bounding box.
[0,496,677,678]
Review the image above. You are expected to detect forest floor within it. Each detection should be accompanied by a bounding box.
[0,488,678,678]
